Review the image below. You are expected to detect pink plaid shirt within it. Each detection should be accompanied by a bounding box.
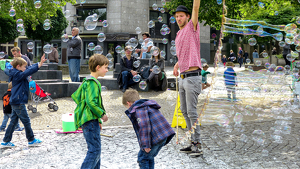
[175,20,202,73]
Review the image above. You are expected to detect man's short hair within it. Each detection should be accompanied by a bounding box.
[11,47,21,53]
[11,57,27,68]
[88,54,109,72]
[8,82,12,89]
[142,32,150,38]
[122,89,140,106]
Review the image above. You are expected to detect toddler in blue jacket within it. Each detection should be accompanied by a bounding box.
[1,54,47,148]
[224,62,238,102]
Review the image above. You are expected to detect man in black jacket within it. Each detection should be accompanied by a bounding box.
[120,46,138,93]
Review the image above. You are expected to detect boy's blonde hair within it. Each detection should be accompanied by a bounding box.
[226,62,235,67]
[88,54,109,72]
[8,82,12,89]
[203,64,209,68]
[125,46,132,51]
[11,57,27,68]
[122,88,140,105]
[11,47,21,53]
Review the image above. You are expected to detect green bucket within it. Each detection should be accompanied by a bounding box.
[62,113,76,132]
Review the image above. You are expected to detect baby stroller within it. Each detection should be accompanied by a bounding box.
[27,77,58,113]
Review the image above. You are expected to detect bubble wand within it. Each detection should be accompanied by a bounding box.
[176,76,179,143]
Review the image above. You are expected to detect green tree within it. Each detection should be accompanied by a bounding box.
[0,15,19,43]
[24,9,68,56]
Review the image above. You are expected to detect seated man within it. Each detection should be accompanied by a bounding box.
[120,46,138,93]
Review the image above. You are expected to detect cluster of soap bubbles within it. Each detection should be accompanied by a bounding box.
[160,24,171,36]
[43,19,51,31]
[16,19,24,33]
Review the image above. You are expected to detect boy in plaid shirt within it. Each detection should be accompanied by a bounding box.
[122,89,175,169]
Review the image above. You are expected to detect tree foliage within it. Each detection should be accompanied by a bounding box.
[0,15,19,43]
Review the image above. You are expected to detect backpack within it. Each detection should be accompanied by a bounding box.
[139,65,151,79]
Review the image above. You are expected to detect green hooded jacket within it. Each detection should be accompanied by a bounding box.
[71,76,106,129]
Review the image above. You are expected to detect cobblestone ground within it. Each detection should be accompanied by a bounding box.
[1,66,300,168]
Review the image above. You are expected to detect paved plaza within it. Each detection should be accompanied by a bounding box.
[1,65,300,169]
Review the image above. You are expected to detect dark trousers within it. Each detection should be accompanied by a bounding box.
[147,72,162,89]
[283,54,291,66]
[122,71,136,90]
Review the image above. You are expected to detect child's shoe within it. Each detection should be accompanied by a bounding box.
[28,138,42,146]
[15,127,24,131]
[1,142,15,148]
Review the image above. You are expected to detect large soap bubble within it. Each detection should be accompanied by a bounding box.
[170,46,176,56]
[61,34,69,42]
[248,38,257,46]
[94,45,103,54]
[128,38,138,49]
[43,44,52,54]
[152,65,161,74]
[133,75,141,82]
[27,42,34,50]
[84,15,97,30]
[133,60,141,68]
[88,42,95,51]
[97,33,106,42]
[150,46,160,56]
[34,1,42,8]
[115,45,123,54]
[9,8,16,17]
[170,16,176,24]
[102,20,108,27]
[148,20,155,28]
[139,81,147,90]
[135,27,142,34]
[64,10,71,18]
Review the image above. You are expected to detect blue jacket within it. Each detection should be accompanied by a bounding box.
[224,67,237,86]
[125,99,175,150]
[9,63,39,105]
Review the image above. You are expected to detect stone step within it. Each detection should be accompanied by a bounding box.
[39,63,58,70]
[31,70,62,80]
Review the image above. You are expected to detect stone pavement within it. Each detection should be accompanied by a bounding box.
[1,65,300,168]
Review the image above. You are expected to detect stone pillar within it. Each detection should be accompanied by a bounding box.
[107,0,149,35]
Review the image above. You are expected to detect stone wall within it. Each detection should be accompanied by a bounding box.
[58,65,90,75]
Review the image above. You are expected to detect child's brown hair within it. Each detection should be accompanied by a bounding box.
[226,62,235,67]
[122,89,140,106]
[88,54,109,72]
[203,64,209,68]
[11,57,27,68]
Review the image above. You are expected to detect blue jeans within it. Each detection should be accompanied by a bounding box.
[68,59,81,82]
[141,52,151,59]
[137,138,167,169]
[0,113,21,130]
[179,76,202,143]
[81,120,101,169]
[122,71,136,90]
[3,104,35,142]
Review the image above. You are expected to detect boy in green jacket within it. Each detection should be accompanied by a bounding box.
[71,54,109,169]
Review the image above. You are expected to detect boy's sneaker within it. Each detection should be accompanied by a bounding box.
[15,127,24,131]
[179,145,192,153]
[28,138,42,146]
[189,142,203,157]
[0,129,5,132]
[1,142,15,148]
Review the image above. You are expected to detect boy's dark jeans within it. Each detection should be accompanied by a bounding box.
[137,138,167,169]
[81,120,101,169]
[122,71,136,90]
[3,104,35,142]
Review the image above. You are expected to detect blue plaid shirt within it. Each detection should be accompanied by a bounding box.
[125,99,175,150]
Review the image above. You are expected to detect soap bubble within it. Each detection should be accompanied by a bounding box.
[248,66,253,71]
[27,42,34,50]
[139,38,143,44]
[246,58,251,64]
[152,65,161,74]
[64,10,71,18]
[284,23,297,34]
[43,22,51,30]
[9,8,16,17]
[158,16,163,22]
[162,38,168,44]
[133,53,139,58]
[165,27,171,34]
[286,54,294,62]
[139,81,147,90]
[120,50,126,57]
[97,32,106,42]
[115,45,123,53]
[274,11,279,15]
[150,46,159,56]
[106,53,113,61]
[269,64,276,72]
[170,16,176,24]
[201,58,207,65]
[61,34,69,42]
[297,17,300,25]
[159,51,165,58]
[171,40,175,46]
[273,32,283,41]
[84,15,97,30]
[44,19,50,24]
[216,114,229,127]
[141,46,148,53]
[233,112,243,124]
[279,41,286,47]
[102,20,108,27]
[135,27,142,34]
[265,62,271,69]
[248,38,257,46]
[217,0,222,5]
[257,26,264,35]
[94,45,103,54]
[170,46,176,56]
[133,60,141,68]
[0,52,5,58]
[160,28,167,35]
[43,44,52,54]
[92,13,98,21]
[148,20,155,28]
[128,38,138,48]
[285,33,294,44]
[252,130,266,146]
[262,52,268,58]
[16,19,23,25]
[80,0,86,4]
[88,42,95,51]
[296,45,300,53]
[108,60,113,69]
[34,1,42,8]
[133,75,141,82]
[258,2,265,8]
[160,8,165,13]
[17,24,24,32]
[161,0,166,5]
[255,60,262,66]
[152,3,158,10]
